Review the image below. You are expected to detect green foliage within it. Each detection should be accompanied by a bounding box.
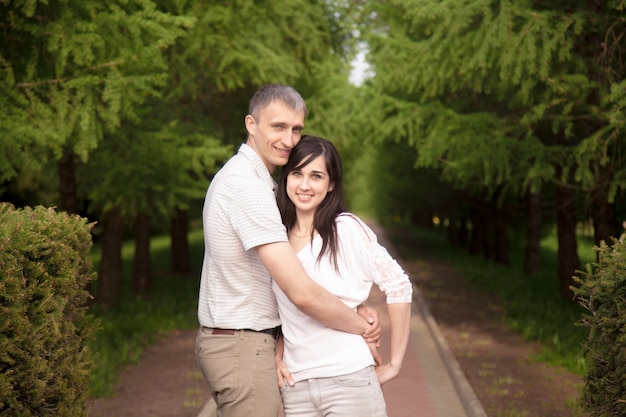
[356,0,626,204]
[369,0,585,103]
[74,0,354,222]
[2,0,362,220]
[77,121,232,218]
[0,203,98,417]
[0,0,193,183]
[157,0,350,123]
[162,0,347,95]
[573,235,626,416]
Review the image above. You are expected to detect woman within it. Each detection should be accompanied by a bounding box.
[273,135,413,417]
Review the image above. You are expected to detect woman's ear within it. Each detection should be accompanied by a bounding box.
[328,183,334,193]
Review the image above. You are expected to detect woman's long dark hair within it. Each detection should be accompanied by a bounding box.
[276,135,346,270]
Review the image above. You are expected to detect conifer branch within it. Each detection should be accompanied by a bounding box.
[15,59,127,88]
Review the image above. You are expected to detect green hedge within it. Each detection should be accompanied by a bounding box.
[574,233,626,416]
[0,203,98,417]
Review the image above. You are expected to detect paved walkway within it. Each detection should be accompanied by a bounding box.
[89,226,486,417]
[366,282,486,417]
[196,282,487,417]
[88,224,489,417]
[198,224,488,417]
[368,223,486,417]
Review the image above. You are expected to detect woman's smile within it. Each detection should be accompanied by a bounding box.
[287,155,332,212]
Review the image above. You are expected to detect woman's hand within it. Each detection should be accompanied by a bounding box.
[274,331,294,388]
[375,362,402,385]
[275,358,295,389]
[367,340,383,367]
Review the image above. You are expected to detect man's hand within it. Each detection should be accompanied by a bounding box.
[357,304,382,347]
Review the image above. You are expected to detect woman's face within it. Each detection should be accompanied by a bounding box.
[286,155,333,215]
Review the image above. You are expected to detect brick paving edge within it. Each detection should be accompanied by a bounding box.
[413,287,489,417]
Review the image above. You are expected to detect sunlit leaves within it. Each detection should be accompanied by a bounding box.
[358,0,626,205]
[0,0,192,182]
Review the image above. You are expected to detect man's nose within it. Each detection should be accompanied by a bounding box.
[282,132,297,148]
[287,129,303,147]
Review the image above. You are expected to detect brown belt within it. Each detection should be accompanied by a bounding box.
[209,327,280,339]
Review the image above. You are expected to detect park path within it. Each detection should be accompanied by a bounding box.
[88,225,487,417]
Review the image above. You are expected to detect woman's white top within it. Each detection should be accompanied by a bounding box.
[272,213,413,382]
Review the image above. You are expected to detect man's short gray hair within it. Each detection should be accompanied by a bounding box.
[249,84,307,120]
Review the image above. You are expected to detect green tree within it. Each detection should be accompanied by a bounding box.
[351,0,626,300]
[0,0,193,194]
[1,0,197,305]
[79,120,229,304]
[82,0,360,303]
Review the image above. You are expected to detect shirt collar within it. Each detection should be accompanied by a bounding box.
[239,144,277,191]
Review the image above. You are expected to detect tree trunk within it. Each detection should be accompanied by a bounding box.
[493,205,510,266]
[469,205,487,257]
[555,183,580,302]
[58,148,79,214]
[484,204,496,262]
[171,208,191,274]
[458,217,469,250]
[446,214,460,246]
[97,208,123,308]
[586,0,616,251]
[590,178,618,249]
[412,205,434,228]
[524,190,542,275]
[133,213,152,295]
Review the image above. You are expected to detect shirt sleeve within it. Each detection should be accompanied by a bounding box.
[339,215,413,304]
[229,176,287,250]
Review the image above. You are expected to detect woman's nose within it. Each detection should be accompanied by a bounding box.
[299,177,311,190]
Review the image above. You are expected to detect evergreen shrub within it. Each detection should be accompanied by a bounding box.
[573,233,626,416]
[0,203,98,417]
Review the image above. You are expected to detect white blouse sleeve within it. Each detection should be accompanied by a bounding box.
[340,215,413,304]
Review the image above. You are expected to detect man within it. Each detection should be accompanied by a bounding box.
[196,84,380,417]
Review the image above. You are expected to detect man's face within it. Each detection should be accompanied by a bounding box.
[245,101,305,173]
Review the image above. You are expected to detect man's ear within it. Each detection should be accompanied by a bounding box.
[244,114,256,134]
